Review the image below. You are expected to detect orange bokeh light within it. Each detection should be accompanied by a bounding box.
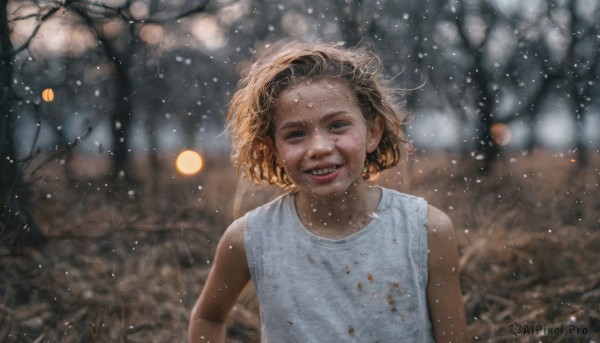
[176,150,204,175]
[42,88,54,102]
[490,123,512,146]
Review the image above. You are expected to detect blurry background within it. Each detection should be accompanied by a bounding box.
[1,0,599,342]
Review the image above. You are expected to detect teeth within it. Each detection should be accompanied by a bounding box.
[310,166,337,175]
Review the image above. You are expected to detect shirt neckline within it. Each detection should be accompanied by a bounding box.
[285,186,388,247]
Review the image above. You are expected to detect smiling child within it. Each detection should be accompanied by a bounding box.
[189,41,467,343]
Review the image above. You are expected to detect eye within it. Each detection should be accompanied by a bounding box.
[330,121,349,130]
[284,130,305,140]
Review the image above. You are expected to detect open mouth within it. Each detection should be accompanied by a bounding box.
[308,165,339,176]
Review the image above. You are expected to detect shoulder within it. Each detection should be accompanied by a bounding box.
[380,187,428,218]
[427,205,454,235]
[219,216,247,253]
[241,192,292,220]
[239,192,294,230]
[381,186,421,200]
[224,190,290,245]
[236,192,293,242]
[381,187,427,207]
[426,205,458,269]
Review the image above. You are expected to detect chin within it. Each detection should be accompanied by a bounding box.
[308,182,361,199]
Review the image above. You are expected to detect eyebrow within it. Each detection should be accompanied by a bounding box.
[277,111,351,131]
[278,120,306,131]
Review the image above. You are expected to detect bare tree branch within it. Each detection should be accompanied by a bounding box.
[10,3,62,56]
[10,0,231,57]
[27,126,93,177]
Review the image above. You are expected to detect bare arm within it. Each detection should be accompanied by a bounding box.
[426,205,468,343]
[189,219,251,343]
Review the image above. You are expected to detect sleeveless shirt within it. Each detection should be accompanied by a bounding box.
[242,187,434,342]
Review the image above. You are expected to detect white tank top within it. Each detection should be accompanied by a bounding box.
[241,187,434,342]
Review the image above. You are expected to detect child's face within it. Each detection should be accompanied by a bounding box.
[271,78,383,199]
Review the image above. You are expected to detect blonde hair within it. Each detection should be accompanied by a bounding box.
[226,40,410,187]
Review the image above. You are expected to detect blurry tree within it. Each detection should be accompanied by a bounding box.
[72,5,139,180]
[69,0,214,180]
[8,0,227,181]
[3,0,237,246]
[451,0,504,173]
[559,0,599,166]
[334,0,363,46]
[5,0,599,190]
[415,0,600,173]
[1,2,45,247]
[0,6,15,184]
[1,2,21,245]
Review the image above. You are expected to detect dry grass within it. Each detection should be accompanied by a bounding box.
[0,150,599,342]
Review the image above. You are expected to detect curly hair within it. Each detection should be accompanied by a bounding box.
[226,40,411,187]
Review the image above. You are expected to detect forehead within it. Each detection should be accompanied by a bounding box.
[274,78,358,119]
[279,78,355,102]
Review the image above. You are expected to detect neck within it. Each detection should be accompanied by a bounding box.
[294,183,381,238]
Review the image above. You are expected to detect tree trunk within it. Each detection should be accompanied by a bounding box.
[73,8,135,181]
[336,0,363,47]
[571,83,589,168]
[473,67,499,175]
[0,4,16,200]
[476,103,499,175]
[0,3,44,247]
[110,61,134,179]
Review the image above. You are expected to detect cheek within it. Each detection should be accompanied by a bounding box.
[340,133,369,152]
[276,146,301,166]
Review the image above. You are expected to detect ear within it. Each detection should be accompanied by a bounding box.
[366,116,384,154]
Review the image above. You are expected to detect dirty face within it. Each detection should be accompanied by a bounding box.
[271,78,383,200]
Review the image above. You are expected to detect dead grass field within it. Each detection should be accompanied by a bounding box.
[1,150,599,342]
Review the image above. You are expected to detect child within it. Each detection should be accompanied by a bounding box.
[189,41,467,342]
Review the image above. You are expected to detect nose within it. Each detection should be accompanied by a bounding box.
[307,130,334,158]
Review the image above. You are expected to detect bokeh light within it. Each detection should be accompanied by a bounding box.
[281,11,308,37]
[129,1,150,20]
[176,150,203,175]
[490,123,512,146]
[191,15,227,50]
[42,88,54,102]
[140,24,164,45]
